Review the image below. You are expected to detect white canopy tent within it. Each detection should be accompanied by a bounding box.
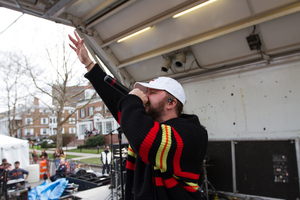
[0,135,29,169]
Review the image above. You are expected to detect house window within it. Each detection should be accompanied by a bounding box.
[41,118,48,124]
[96,123,102,135]
[25,129,33,136]
[79,125,86,135]
[49,117,56,124]
[41,129,48,135]
[80,108,86,118]
[69,128,76,133]
[27,109,31,115]
[69,118,75,124]
[85,89,95,99]
[26,118,32,125]
[88,106,94,116]
[106,121,113,133]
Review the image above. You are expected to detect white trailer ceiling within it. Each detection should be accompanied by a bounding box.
[1,0,300,86]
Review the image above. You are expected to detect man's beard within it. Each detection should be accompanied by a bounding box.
[146,99,166,122]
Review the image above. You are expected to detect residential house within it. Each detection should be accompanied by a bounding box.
[22,98,77,139]
[0,97,77,139]
[76,88,120,144]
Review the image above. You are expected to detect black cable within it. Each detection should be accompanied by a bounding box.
[117,127,125,200]
[258,49,271,57]
[0,13,24,35]
[0,170,9,200]
[0,169,5,197]
[250,25,256,36]
[192,59,210,70]
[188,47,209,70]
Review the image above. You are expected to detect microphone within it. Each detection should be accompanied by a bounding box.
[104,75,130,95]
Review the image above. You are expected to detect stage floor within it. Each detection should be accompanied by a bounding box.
[73,185,112,200]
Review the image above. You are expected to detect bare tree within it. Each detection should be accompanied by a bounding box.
[26,26,95,150]
[0,51,40,137]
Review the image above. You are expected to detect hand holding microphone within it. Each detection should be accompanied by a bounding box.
[104,75,149,105]
[129,89,149,106]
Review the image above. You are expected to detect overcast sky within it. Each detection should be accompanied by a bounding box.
[0,7,89,112]
[0,7,78,57]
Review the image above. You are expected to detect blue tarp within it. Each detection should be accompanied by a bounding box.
[28,178,68,200]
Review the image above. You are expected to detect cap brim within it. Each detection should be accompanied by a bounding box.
[134,82,165,94]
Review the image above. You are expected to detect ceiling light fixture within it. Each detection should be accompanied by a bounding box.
[161,58,172,72]
[173,0,217,18]
[174,52,186,68]
[117,27,151,43]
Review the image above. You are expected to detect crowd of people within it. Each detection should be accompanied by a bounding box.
[53,149,66,168]
[30,149,49,164]
[0,149,68,187]
[84,128,100,138]
[0,158,29,190]
[30,148,65,166]
[33,148,67,182]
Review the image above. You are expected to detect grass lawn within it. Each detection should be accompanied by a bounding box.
[30,145,44,150]
[29,146,55,150]
[77,157,102,165]
[66,148,103,154]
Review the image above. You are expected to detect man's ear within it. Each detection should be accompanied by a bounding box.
[166,98,177,110]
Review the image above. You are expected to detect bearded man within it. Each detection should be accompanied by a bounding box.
[69,32,208,200]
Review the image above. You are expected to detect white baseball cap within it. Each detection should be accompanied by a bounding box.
[134,77,186,105]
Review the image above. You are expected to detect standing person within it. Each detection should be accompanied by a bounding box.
[100,145,111,175]
[59,149,66,160]
[30,141,34,148]
[0,162,11,189]
[69,32,208,200]
[0,159,13,171]
[8,161,29,181]
[31,149,38,164]
[50,160,67,182]
[53,149,60,168]
[40,149,48,160]
[0,159,13,185]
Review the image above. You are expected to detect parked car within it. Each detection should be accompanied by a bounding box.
[34,139,55,146]
[41,139,55,145]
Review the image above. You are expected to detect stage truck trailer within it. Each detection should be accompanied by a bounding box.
[1,0,300,199]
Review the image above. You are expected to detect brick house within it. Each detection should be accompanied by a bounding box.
[22,98,77,139]
[76,88,121,145]
[1,86,123,145]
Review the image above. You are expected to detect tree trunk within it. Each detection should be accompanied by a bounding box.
[56,111,63,150]
[56,124,63,150]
